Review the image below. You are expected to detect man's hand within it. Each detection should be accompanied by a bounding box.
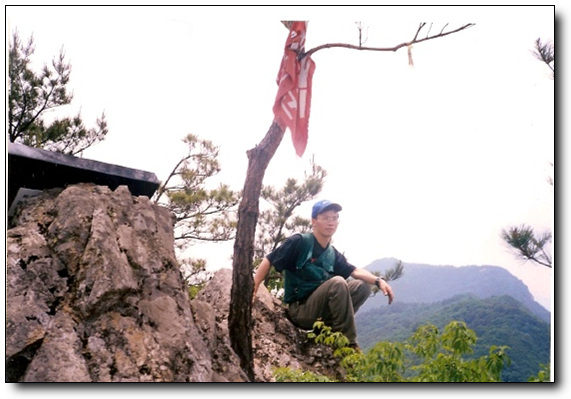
[350,268,395,305]
[379,278,394,305]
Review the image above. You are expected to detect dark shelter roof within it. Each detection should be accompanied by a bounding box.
[7,142,160,208]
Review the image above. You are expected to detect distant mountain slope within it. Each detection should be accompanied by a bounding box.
[355,294,551,382]
[362,258,550,322]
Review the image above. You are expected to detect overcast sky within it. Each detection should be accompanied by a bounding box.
[6,5,555,312]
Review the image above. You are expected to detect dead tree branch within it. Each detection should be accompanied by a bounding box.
[303,23,474,59]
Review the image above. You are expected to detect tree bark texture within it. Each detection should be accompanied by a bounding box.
[228,121,286,381]
[225,22,477,382]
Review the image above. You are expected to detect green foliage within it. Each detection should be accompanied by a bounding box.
[355,294,551,382]
[188,284,205,300]
[275,320,512,382]
[501,224,552,267]
[370,260,404,296]
[8,31,108,155]
[273,367,335,382]
[342,341,407,382]
[381,259,405,281]
[152,133,238,285]
[528,363,551,382]
[181,257,213,299]
[153,133,240,247]
[307,320,350,353]
[409,321,510,382]
[255,156,326,259]
[500,40,553,266]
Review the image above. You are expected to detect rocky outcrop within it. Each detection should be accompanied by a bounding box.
[194,268,342,382]
[6,183,339,382]
[6,184,212,381]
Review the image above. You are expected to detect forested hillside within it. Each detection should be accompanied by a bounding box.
[356,294,551,382]
[363,259,550,322]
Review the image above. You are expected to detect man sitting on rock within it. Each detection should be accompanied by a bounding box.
[253,199,394,350]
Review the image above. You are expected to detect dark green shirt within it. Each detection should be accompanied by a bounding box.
[267,233,356,279]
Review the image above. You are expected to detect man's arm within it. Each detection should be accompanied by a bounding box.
[351,267,394,304]
[253,257,271,301]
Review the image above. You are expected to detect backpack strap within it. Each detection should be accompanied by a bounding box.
[296,233,315,270]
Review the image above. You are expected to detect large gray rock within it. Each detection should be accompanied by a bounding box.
[6,184,211,382]
[6,183,342,382]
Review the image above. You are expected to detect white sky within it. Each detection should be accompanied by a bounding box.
[6,5,555,313]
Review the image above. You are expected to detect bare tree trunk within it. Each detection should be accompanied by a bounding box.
[229,121,286,381]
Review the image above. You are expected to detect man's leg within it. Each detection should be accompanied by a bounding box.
[348,279,371,313]
[287,276,359,344]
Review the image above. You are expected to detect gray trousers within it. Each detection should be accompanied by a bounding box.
[287,276,372,345]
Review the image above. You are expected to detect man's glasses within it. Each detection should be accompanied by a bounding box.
[317,215,339,223]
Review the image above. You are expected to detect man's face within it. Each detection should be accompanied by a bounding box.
[312,210,340,237]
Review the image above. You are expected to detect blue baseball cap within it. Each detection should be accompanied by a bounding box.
[312,199,342,219]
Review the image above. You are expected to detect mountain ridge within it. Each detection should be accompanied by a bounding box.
[363,257,550,322]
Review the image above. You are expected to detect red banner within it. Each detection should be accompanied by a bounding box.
[273,21,316,157]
